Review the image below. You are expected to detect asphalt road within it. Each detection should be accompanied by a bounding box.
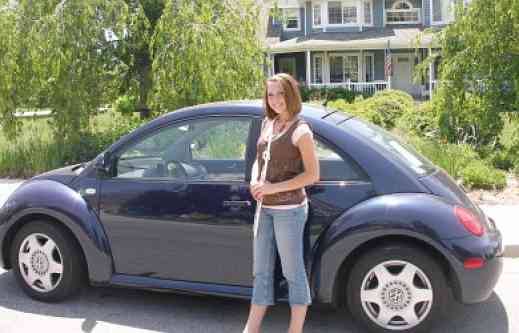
[0,259,517,333]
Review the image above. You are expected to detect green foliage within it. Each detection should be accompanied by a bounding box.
[460,160,507,190]
[0,0,127,145]
[396,101,440,139]
[114,94,138,115]
[299,86,368,104]
[407,135,476,179]
[0,0,265,159]
[435,92,504,146]
[328,90,414,130]
[0,110,143,178]
[150,0,265,112]
[425,0,519,146]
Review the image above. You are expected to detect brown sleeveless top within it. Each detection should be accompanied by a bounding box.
[256,118,307,206]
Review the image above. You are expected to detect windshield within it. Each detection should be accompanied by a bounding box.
[342,118,436,176]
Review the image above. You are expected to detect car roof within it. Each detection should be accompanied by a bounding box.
[151,100,350,125]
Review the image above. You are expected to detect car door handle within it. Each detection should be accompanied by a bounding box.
[223,200,252,207]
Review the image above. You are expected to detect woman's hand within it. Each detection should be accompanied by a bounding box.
[250,181,277,201]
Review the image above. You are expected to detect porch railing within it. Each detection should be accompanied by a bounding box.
[309,81,389,95]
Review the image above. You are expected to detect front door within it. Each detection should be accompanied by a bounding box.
[392,54,415,95]
[98,116,258,286]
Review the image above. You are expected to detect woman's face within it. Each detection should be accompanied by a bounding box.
[267,81,288,116]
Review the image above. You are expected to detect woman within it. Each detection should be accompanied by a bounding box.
[243,73,320,333]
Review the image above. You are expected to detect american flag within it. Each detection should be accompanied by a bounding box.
[384,41,392,79]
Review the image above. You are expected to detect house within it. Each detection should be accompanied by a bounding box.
[262,0,459,98]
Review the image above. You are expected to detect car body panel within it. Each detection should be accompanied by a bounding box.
[0,180,112,282]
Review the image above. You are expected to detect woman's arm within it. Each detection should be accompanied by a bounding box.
[251,133,319,199]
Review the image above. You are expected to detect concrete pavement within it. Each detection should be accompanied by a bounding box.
[0,180,517,257]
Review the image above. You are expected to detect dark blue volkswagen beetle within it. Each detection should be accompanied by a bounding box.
[0,101,503,332]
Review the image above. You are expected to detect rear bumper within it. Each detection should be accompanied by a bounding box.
[448,230,503,304]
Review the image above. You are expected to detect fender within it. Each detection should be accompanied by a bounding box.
[0,179,112,283]
[310,193,470,304]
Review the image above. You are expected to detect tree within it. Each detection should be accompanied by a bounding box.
[0,0,265,145]
[427,0,519,146]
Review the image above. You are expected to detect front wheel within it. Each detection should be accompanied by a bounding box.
[10,220,85,302]
[346,244,449,333]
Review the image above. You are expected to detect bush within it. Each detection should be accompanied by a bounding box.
[396,101,440,139]
[329,89,415,130]
[0,109,144,178]
[460,160,507,190]
[435,91,504,147]
[407,135,478,180]
[299,86,367,104]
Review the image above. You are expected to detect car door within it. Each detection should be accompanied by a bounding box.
[98,115,258,286]
[305,134,375,252]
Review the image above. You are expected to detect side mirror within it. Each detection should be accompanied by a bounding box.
[95,151,112,177]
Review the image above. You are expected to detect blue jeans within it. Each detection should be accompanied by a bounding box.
[251,204,312,306]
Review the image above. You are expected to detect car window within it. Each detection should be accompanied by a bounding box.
[115,117,252,181]
[341,118,436,176]
[315,137,368,181]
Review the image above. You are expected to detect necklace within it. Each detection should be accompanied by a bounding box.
[275,117,292,134]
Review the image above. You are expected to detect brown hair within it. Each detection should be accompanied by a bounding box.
[263,73,302,120]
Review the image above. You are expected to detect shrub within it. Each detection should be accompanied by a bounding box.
[114,94,138,115]
[396,101,440,139]
[460,160,507,190]
[299,86,367,104]
[406,135,478,180]
[435,91,504,147]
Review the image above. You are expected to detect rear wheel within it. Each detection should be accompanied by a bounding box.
[10,220,85,302]
[346,244,449,333]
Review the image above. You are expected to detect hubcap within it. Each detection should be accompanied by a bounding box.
[18,233,64,293]
[360,260,433,330]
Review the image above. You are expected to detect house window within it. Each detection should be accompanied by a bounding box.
[329,54,359,82]
[283,8,300,30]
[364,0,373,25]
[328,1,358,25]
[386,0,420,24]
[313,55,323,83]
[313,5,322,26]
[278,57,297,78]
[364,55,374,81]
[432,0,454,24]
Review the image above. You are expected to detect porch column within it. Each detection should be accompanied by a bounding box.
[306,50,311,86]
[323,51,329,84]
[323,1,328,32]
[358,0,363,32]
[428,47,433,100]
[360,49,364,83]
[271,54,275,76]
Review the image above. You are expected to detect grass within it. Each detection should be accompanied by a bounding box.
[0,110,137,178]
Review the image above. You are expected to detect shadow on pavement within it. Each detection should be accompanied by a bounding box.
[0,270,508,333]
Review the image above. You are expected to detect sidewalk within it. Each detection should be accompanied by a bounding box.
[0,180,517,257]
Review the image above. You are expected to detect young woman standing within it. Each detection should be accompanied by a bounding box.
[243,73,320,333]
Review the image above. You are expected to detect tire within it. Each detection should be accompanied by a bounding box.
[10,220,85,302]
[346,244,448,333]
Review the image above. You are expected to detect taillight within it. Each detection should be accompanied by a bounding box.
[454,206,484,237]
[463,257,485,269]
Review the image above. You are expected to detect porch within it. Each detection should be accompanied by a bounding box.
[267,27,439,98]
[270,49,438,98]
